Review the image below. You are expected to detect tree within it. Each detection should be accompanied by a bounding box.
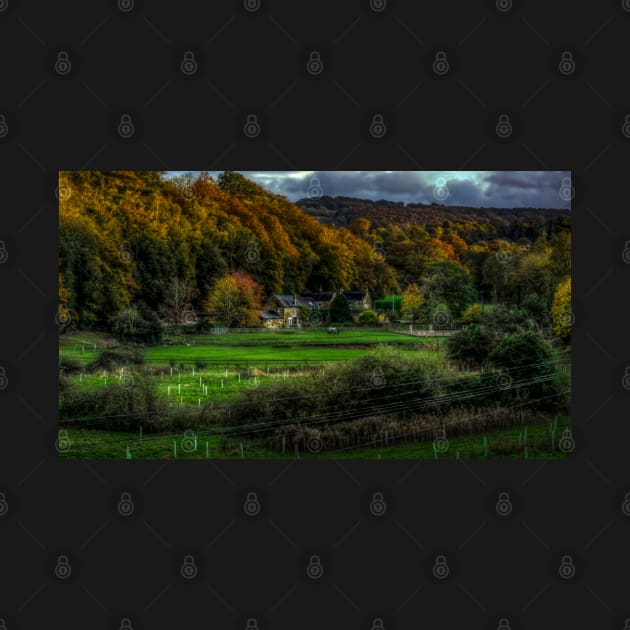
[58,272,72,330]
[217,171,263,196]
[113,305,162,344]
[521,293,546,325]
[420,261,476,321]
[461,303,483,325]
[550,276,571,343]
[203,271,263,327]
[328,293,354,323]
[401,284,424,322]
[162,277,197,324]
[482,304,534,335]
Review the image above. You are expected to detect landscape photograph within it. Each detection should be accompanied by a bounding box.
[57,170,572,460]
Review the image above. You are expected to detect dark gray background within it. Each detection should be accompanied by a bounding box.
[0,0,628,628]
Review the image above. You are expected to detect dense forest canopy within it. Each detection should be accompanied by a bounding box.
[58,170,571,331]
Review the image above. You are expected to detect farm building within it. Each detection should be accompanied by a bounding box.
[258,310,284,328]
[300,289,372,313]
[265,295,304,327]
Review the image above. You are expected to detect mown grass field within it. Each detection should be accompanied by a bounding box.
[59,329,442,365]
[59,417,571,460]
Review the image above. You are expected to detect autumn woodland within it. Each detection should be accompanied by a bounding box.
[58,171,571,459]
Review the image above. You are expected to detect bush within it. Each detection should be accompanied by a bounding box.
[447,325,493,368]
[89,348,145,371]
[488,330,554,379]
[487,330,560,408]
[59,375,169,432]
[521,293,546,323]
[59,356,82,375]
[358,309,378,325]
[374,296,403,311]
[220,346,447,431]
[262,406,547,454]
[461,303,483,325]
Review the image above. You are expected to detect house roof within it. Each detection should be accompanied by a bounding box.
[274,295,303,308]
[300,291,368,303]
[300,291,334,302]
[259,310,283,319]
[299,296,318,309]
[344,291,368,301]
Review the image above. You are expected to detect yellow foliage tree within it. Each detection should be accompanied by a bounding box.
[551,276,571,342]
[401,284,424,322]
[461,303,483,324]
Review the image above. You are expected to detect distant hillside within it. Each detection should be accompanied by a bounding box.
[296,195,570,233]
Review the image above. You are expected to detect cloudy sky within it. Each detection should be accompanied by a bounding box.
[166,171,571,209]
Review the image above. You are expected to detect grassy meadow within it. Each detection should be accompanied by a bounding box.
[58,328,570,460]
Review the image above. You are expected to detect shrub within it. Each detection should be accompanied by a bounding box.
[358,309,378,325]
[59,356,82,375]
[262,406,549,455]
[521,293,546,323]
[461,303,483,325]
[89,348,145,371]
[447,324,493,368]
[59,375,169,432]
[221,346,447,431]
[487,330,560,407]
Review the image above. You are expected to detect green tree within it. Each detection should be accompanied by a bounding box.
[328,293,354,323]
[420,261,476,321]
[482,304,534,335]
[113,305,162,345]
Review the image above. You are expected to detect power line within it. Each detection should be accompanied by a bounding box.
[59,356,568,423]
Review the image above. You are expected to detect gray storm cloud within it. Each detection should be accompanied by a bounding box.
[171,171,571,209]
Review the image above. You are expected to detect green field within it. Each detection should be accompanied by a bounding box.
[59,329,569,460]
[60,329,447,410]
[59,329,441,365]
[59,417,571,460]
